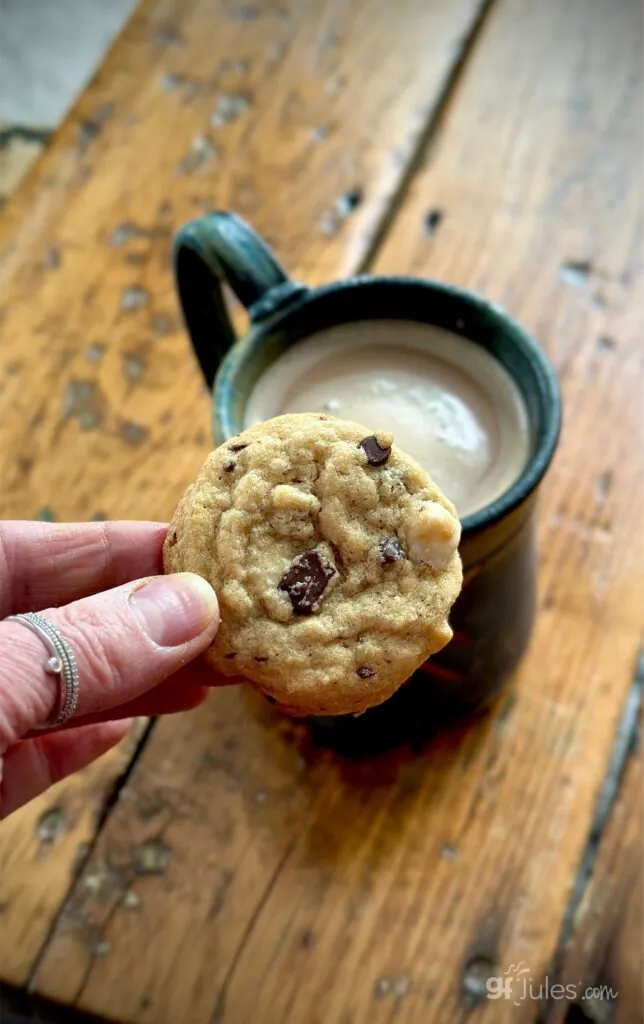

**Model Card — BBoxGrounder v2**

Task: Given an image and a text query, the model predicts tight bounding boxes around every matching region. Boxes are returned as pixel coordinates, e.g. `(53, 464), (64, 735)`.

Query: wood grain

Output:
(0, 724), (144, 987)
(549, 763), (643, 1024)
(0, 0), (491, 1001)
(27, 0), (643, 1022)
(544, 672), (642, 1024)
(32, 691), (329, 1018)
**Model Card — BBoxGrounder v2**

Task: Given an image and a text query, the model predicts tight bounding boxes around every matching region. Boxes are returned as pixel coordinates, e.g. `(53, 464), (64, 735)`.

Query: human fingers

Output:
(0, 520), (168, 618)
(0, 719), (132, 818)
(0, 573), (219, 745)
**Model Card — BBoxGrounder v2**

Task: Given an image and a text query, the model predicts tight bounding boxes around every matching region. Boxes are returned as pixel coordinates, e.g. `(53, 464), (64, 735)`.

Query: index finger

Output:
(0, 520), (168, 617)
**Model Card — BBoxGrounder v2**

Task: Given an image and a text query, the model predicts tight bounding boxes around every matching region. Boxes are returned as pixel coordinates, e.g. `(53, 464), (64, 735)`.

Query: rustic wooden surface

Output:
(0, 721), (147, 987)
(0, 0), (642, 1022)
(0, 0), (489, 991)
(545, 694), (643, 1024)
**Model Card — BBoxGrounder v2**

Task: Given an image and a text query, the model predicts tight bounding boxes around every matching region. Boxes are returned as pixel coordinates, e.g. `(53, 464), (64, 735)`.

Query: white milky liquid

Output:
(244, 320), (530, 517)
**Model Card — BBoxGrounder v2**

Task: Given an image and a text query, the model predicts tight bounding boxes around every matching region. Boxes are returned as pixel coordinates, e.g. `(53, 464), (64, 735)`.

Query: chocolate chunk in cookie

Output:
(380, 536), (405, 564)
(356, 666), (376, 678)
(278, 549), (336, 616)
(359, 435), (391, 466)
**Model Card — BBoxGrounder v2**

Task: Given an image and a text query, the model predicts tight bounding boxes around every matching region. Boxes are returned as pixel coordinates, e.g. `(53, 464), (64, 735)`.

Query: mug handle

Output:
(174, 212), (299, 389)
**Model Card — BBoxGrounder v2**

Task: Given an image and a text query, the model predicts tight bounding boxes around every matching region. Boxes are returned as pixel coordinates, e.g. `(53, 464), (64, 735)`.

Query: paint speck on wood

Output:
(424, 208), (444, 236)
(35, 506), (57, 522)
(151, 312), (175, 335)
(325, 74), (345, 94)
(123, 890), (141, 909)
(121, 421), (148, 445)
(161, 72), (187, 91)
(336, 187), (362, 216)
(461, 956), (497, 1010)
(176, 135), (218, 175)
(559, 259), (592, 289)
(85, 342), (106, 364)
(153, 27), (184, 47)
(231, 6), (258, 20)
(373, 974), (411, 1000)
(122, 353), (146, 382)
(60, 380), (105, 431)
(210, 93), (251, 127)
(77, 104), (114, 152)
(595, 471), (613, 503)
(310, 124), (330, 143)
(596, 335), (616, 352)
(121, 285), (150, 311)
(37, 807), (68, 847)
(131, 839), (170, 875)
(319, 211), (340, 235)
(109, 222), (142, 247)
(374, 978), (391, 998)
(43, 245), (61, 269)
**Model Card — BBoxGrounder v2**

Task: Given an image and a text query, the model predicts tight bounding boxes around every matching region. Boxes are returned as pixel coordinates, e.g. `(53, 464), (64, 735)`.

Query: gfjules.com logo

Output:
(486, 962), (617, 1007)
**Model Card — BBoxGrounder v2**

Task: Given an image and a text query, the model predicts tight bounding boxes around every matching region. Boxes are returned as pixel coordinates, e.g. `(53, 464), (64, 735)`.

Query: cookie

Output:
(164, 413), (462, 716)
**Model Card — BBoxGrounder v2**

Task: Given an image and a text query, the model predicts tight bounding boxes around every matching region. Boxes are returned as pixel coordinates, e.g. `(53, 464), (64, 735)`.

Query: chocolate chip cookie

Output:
(164, 413), (462, 716)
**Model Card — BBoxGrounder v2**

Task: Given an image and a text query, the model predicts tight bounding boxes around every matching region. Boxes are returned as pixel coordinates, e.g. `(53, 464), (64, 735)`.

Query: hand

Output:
(0, 520), (222, 817)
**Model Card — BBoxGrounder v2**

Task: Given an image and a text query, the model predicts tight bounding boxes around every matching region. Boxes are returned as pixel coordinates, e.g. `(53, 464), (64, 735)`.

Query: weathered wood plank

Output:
(544, 665), (642, 1024)
(0, 724), (144, 988)
(0, 0), (491, 997)
(28, 0), (643, 1022)
(31, 692), (329, 1018)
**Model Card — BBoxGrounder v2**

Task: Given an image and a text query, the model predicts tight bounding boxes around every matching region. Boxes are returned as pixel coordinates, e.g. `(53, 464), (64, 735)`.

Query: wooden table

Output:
(1, 0), (642, 1021)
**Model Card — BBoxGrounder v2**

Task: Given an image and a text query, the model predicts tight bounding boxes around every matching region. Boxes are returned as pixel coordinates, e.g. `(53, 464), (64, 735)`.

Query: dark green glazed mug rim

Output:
(212, 277), (560, 535)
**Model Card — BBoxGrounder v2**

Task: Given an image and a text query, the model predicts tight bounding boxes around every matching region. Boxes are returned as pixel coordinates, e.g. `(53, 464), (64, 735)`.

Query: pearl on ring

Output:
(47, 655), (63, 674)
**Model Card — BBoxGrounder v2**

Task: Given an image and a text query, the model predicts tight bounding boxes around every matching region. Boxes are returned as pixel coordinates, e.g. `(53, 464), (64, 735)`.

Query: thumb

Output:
(0, 573), (219, 746)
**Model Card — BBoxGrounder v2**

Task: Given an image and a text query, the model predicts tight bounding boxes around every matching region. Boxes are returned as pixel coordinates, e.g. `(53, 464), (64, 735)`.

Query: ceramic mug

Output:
(174, 212), (561, 754)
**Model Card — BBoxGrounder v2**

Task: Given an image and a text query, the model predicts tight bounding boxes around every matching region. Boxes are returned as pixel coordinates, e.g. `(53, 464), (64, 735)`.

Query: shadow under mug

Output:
(174, 212), (561, 755)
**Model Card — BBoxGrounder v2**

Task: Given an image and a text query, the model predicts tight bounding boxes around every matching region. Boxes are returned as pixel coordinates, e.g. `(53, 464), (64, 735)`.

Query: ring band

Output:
(6, 611), (79, 727)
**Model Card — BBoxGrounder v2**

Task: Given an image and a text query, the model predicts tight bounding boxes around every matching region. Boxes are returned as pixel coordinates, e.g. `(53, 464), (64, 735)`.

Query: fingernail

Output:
(130, 573), (218, 647)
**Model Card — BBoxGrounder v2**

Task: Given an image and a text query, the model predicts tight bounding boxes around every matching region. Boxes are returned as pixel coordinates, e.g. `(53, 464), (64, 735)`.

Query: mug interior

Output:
(214, 276), (561, 531)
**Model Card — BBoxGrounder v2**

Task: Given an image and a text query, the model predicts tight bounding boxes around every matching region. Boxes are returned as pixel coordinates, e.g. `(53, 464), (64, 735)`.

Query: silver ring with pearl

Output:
(6, 611), (79, 727)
